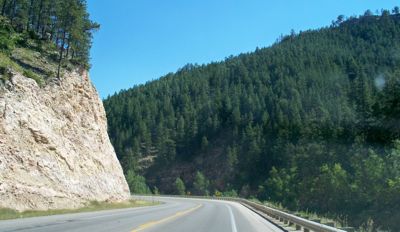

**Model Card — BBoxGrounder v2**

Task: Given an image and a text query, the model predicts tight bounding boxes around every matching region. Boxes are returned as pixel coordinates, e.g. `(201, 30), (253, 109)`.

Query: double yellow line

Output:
(131, 204), (203, 232)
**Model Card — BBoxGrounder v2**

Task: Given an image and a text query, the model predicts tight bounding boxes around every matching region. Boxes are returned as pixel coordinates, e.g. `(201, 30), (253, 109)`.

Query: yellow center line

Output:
(131, 204), (203, 232)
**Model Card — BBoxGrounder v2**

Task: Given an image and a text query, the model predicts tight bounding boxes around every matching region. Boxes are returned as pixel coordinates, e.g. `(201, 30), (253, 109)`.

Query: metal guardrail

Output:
(236, 198), (347, 232)
(133, 194), (350, 232)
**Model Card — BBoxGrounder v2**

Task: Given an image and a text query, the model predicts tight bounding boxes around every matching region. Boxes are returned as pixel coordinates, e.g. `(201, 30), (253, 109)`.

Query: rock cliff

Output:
(0, 70), (130, 211)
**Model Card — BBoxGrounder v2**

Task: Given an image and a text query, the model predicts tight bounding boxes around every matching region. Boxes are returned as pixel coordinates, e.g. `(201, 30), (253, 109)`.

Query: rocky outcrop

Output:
(0, 70), (130, 211)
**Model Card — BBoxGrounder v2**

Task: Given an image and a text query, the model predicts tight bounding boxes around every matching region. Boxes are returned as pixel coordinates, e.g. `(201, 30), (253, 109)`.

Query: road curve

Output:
(0, 196), (283, 232)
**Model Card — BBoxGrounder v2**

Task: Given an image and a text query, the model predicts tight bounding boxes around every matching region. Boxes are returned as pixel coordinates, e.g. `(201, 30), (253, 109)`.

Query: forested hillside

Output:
(0, 0), (98, 85)
(105, 9), (400, 230)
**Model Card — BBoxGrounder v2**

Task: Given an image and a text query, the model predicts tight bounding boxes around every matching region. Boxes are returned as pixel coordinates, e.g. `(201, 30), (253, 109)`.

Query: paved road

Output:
(0, 196), (283, 232)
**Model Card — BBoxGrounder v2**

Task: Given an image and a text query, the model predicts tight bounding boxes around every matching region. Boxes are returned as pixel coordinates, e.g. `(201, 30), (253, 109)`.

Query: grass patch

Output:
(0, 46), (58, 86)
(0, 53), (21, 71)
(23, 69), (44, 86)
(0, 200), (158, 221)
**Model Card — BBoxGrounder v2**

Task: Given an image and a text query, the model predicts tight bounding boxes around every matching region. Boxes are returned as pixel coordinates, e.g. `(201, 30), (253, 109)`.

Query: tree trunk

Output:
(57, 31), (66, 79)
(50, 30), (54, 41)
(55, 31), (60, 47)
(10, 0), (16, 24)
(50, 23), (56, 41)
(36, 0), (44, 33)
(41, 26), (46, 39)
(1, 0), (8, 16)
(66, 41), (70, 58)
(26, 0), (34, 31)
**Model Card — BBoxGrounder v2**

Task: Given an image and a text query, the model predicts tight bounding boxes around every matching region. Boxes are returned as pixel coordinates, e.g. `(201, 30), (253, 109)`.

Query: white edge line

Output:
(226, 205), (238, 232)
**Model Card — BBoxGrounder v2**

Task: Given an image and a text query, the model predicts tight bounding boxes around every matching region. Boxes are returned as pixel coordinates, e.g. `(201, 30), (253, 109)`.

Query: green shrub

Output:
(174, 177), (186, 195)
(126, 170), (151, 194)
(222, 189), (238, 197)
(0, 35), (15, 52)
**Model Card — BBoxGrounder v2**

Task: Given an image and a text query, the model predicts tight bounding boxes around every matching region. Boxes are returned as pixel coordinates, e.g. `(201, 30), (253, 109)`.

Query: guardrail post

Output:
(283, 219), (288, 224)
(303, 228), (310, 232)
(296, 224), (302, 230)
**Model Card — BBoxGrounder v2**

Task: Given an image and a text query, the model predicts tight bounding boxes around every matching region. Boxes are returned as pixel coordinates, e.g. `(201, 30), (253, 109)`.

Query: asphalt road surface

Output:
(0, 196), (283, 232)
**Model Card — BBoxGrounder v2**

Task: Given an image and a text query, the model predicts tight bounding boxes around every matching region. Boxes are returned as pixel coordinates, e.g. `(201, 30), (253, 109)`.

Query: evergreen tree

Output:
(193, 171), (209, 196)
(174, 177), (186, 195)
(126, 170), (150, 194)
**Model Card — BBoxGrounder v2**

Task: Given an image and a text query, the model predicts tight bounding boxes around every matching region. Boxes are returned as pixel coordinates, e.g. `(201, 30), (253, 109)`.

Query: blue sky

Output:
(87, 0), (399, 98)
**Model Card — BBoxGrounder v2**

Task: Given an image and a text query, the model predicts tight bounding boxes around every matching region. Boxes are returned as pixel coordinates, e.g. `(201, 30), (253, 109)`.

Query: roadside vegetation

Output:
(105, 8), (400, 231)
(0, 200), (157, 221)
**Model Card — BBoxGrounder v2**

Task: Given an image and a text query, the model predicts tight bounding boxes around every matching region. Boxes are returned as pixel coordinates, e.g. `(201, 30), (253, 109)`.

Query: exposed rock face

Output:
(0, 70), (130, 211)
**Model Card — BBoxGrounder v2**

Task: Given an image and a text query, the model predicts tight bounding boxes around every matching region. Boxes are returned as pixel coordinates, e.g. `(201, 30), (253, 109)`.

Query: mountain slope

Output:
(105, 11), (400, 230)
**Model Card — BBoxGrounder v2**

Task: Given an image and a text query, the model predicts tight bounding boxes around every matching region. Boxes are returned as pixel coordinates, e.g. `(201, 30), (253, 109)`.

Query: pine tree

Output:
(193, 171), (209, 196)
(174, 177), (186, 195)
